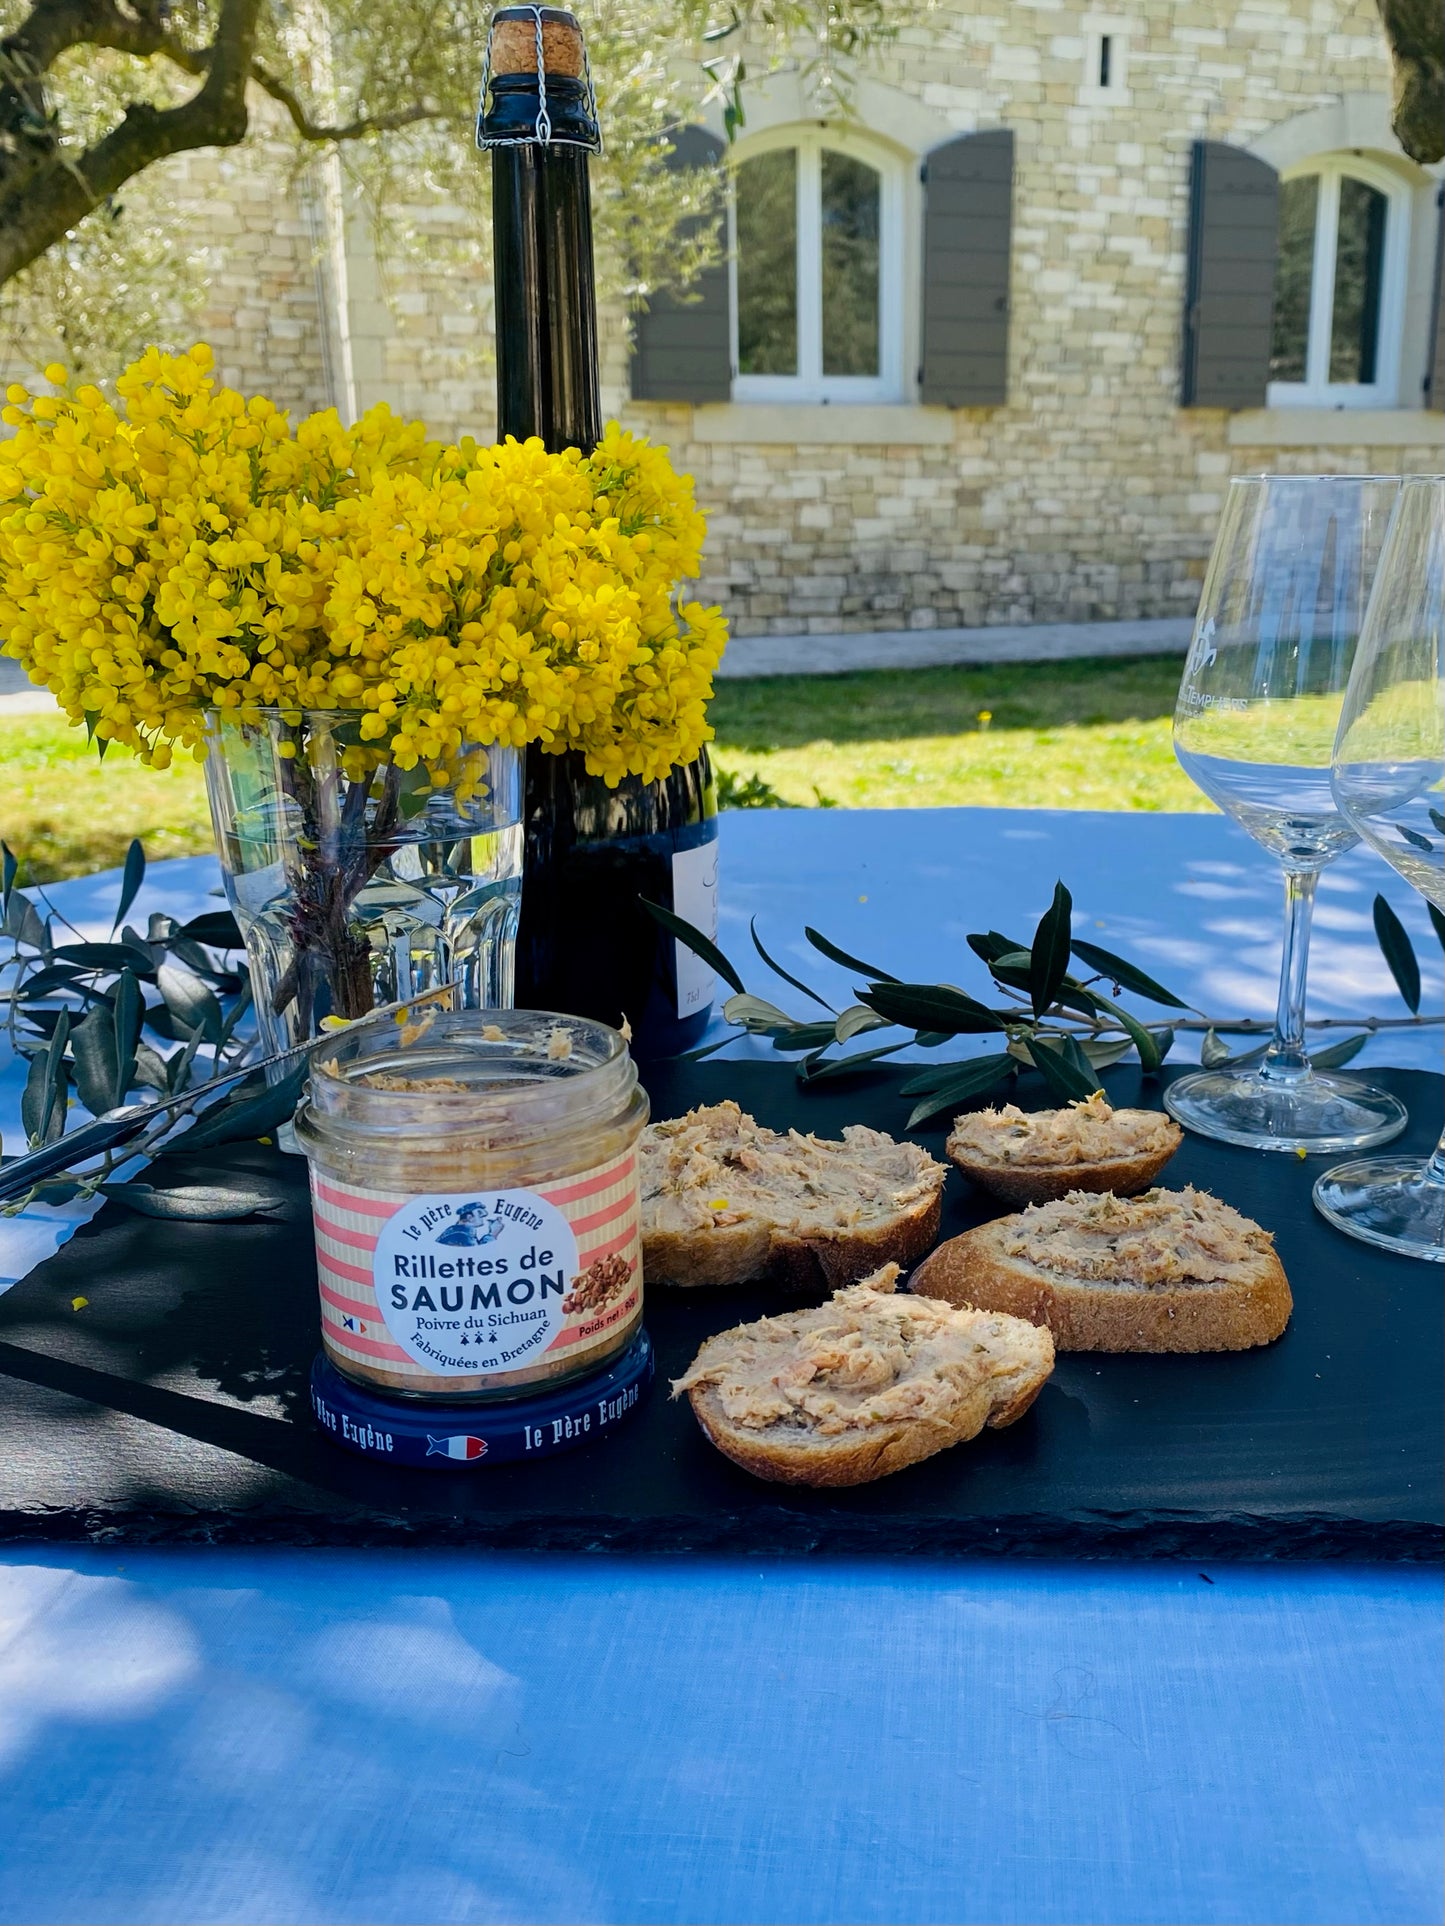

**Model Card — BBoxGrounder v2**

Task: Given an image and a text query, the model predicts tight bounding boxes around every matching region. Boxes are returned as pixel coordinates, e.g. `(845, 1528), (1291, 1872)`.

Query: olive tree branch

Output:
(0, 0), (264, 284)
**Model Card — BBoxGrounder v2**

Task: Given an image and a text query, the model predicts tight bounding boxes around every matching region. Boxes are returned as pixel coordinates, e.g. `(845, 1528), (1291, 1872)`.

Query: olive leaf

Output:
(166, 1062), (309, 1154)
(111, 967), (143, 1105)
(21, 1011), (71, 1148)
(858, 981), (1006, 1035)
(158, 960), (225, 1044)
(1090, 991), (1164, 1072)
(1029, 1035), (1100, 1103)
(905, 1053), (1016, 1130)
(769, 1021), (838, 1053)
(1081, 1035), (1137, 1069)
(4, 892), (48, 952)
(721, 993), (796, 1032)
(50, 940), (156, 980)
(1200, 1027), (1233, 1068)
(1069, 939), (1189, 1009)
(395, 764), (436, 822)
(797, 1043), (908, 1083)
(98, 1181), (294, 1221)
(174, 910), (244, 950)
(1430, 903), (1445, 953)
(983, 954), (1032, 992)
(899, 1055), (1003, 1096)
(750, 919), (834, 1013)
(110, 839), (146, 935)
(966, 931), (1028, 966)
(1311, 1033), (1369, 1069)
(68, 1004), (121, 1117)
(835, 1002), (891, 1044)
(1395, 822), (1435, 853)
(131, 1042), (172, 1093)
(640, 897), (746, 996)
(1372, 894), (1420, 1014)
(166, 1024), (209, 1094)
(15, 962), (91, 1000)
(1, 839), (16, 913)
(803, 927), (900, 984)
(1029, 881), (1074, 1019)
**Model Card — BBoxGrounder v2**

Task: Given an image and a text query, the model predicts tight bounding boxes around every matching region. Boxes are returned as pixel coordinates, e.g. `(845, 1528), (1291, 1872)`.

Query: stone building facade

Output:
(31, 1), (1445, 641)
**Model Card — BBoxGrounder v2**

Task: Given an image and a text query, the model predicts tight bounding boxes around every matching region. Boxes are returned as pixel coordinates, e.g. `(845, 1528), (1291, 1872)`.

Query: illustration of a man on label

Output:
(436, 1201), (505, 1247)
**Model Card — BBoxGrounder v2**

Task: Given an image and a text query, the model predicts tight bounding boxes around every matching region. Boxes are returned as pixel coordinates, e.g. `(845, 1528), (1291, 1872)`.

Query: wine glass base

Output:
(1313, 1157), (1445, 1263)
(1163, 1067), (1409, 1154)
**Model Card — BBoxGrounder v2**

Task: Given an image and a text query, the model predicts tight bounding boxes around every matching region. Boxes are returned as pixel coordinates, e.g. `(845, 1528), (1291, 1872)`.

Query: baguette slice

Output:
(672, 1263), (1055, 1486)
(641, 1101), (946, 1291)
(946, 1093), (1182, 1206)
(912, 1185), (1291, 1353)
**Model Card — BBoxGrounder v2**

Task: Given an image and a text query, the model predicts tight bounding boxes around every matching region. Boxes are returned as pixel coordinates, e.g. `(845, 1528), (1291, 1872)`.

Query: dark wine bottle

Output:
(478, 6), (720, 1059)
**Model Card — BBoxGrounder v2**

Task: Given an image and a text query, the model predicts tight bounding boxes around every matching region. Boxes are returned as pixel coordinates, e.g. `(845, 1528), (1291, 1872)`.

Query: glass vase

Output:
(204, 710), (523, 1058)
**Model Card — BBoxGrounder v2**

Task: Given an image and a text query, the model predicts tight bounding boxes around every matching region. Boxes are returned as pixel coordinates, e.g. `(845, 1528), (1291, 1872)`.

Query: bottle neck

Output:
(485, 74), (602, 453)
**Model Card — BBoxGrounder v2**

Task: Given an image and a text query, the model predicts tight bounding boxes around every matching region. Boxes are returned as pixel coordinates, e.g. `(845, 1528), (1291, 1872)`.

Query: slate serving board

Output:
(0, 1061), (1439, 1557)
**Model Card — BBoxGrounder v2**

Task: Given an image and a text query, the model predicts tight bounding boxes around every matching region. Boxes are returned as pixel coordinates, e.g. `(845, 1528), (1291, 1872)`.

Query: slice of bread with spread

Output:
(641, 1101), (946, 1291)
(911, 1185), (1291, 1353)
(945, 1093), (1182, 1205)
(672, 1263), (1055, 1486)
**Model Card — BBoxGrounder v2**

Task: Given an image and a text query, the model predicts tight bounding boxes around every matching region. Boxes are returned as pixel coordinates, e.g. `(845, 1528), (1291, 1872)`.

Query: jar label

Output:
(310, 1146), (641, 1388)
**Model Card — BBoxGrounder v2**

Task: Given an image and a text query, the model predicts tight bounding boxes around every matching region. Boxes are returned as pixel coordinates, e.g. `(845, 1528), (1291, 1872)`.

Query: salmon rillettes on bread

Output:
(640, 1101), (947, 1291)
(672, 1264), (1055, 1486)
(911, 1185), (1292, 1353)
(945, 1093), (1183, 1205)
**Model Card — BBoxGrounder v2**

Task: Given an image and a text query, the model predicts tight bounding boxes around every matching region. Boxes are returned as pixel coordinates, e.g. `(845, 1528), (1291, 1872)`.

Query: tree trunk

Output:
(1378, 0), (1445, 164)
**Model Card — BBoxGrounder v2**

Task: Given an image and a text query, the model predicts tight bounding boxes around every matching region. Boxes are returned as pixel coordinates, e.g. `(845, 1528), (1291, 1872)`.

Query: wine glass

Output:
(1167, 474), (1409, 1152)
(1315, 474), (1445, 1262)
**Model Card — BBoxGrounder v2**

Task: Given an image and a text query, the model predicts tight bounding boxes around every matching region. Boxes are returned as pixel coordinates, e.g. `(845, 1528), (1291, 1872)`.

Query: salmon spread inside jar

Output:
(294, 1009), (648, 1400)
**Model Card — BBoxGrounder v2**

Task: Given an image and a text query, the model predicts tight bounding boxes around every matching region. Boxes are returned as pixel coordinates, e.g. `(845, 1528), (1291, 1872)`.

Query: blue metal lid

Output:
(310, 1329), (653, 1468)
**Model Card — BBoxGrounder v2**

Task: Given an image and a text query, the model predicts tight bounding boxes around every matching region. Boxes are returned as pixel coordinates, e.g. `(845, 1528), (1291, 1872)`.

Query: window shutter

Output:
(1181, 140), (1280, 408)
(629, 127), (730, 404)
(919, 129), (1014, 407)
(1425, 185), (1445, 412)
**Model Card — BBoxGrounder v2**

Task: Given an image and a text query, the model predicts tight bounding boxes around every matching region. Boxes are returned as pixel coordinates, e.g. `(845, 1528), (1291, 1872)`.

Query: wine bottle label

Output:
(671, 839), (719, 1020)
(310, 1146), (641, 1391)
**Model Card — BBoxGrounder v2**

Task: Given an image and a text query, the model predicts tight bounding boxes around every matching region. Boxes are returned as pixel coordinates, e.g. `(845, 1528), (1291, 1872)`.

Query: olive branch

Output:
(0, 837), (304, 1219)
(644, 882), (1445, 1130)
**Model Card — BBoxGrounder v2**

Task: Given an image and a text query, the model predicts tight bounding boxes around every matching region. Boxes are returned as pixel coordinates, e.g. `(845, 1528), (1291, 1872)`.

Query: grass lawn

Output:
(0, 653), (1207, 882)
(710, 653), (1206, 813)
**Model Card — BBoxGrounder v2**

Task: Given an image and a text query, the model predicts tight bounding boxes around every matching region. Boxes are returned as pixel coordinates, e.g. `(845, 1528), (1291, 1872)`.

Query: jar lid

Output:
(296, 1008), (637, 1149)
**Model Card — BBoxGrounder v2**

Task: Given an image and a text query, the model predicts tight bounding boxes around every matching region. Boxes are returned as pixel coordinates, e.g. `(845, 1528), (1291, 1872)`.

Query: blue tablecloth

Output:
(0, 808), (1441, 1926)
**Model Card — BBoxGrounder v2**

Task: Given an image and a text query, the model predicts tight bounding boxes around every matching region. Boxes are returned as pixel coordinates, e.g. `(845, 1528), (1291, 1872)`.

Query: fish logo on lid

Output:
(426, 1434), (488, 1462)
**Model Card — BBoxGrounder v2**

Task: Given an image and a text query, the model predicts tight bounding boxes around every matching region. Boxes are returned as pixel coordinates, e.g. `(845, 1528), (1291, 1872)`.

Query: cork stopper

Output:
(489, 7), (585, 78)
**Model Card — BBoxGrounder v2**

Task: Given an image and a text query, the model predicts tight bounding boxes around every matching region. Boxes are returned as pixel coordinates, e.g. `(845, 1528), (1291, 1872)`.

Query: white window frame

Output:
(1267, 153), (1413, 410)
(729, 125), (905, 405)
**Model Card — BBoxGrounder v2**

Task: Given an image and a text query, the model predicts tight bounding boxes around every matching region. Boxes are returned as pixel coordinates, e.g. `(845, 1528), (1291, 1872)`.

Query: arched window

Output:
(1267, 155), (1412, 407)
(731, 129), (905, 402)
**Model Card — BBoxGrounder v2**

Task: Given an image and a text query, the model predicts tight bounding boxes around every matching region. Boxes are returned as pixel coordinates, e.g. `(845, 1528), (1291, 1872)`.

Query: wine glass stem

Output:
(1263, 867), (1317, 1085)
(1423, 1127), (1445, 1190)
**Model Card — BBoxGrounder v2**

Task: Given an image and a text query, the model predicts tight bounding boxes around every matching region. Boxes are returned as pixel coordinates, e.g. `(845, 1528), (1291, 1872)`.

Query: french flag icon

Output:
(426, 1434), (488, 1462)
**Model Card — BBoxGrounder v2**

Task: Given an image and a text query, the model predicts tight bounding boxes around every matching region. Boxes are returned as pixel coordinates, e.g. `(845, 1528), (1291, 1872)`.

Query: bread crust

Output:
(912, 1212), (1292, 1353)
(945, 1139), (1181, 1207)
(643, 1176), (944, 1292)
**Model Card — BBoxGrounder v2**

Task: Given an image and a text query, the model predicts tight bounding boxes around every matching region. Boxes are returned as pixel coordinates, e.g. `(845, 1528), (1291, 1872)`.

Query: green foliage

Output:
(716, 768), (790, 810)
(1373, 892), (1421, 1014)
(0, 0), (907, 375)
(657, 872), (1441, 1131)
(0, 835), (277, 1214)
